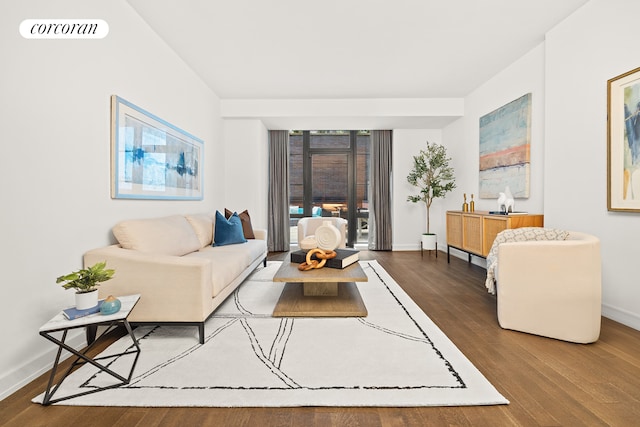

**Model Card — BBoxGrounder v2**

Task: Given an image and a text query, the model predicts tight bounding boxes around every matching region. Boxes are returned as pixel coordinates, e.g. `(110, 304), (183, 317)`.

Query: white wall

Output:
(544, 0), (640, 329)
(222, 120), (269, 229)
(442, 43), (547, 266)
(0, 0), (223, 399)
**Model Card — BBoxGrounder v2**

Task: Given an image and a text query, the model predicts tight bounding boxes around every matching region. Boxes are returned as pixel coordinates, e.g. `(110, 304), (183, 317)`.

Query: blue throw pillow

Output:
(213, 211), (247, 246)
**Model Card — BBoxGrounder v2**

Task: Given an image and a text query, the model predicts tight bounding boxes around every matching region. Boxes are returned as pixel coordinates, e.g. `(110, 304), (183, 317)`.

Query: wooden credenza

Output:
(446, 211), (544, 262)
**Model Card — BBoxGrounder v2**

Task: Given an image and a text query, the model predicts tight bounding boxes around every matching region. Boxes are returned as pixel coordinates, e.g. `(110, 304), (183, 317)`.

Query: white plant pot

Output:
(75, 289), (99, 310)
(421, 233), (437, 250)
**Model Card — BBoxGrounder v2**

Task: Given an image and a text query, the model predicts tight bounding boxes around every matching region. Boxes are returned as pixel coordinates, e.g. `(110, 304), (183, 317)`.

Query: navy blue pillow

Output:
(213, 210), (247, 246)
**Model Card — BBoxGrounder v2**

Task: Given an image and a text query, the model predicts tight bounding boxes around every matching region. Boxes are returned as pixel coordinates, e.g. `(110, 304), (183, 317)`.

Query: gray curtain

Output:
(368, 130), (393, 250)
(268, 130), (290, 251)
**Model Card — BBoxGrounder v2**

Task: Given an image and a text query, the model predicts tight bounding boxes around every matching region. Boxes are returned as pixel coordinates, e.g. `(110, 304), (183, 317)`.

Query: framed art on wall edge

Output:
(111, 95), (203, 200)
(608, 66), (640, 212)
(478, 93), (532, 199)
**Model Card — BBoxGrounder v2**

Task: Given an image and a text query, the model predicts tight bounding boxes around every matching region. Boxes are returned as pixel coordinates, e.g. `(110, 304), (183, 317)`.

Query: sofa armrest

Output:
(84, 245), (213, 322)
(253, 228), (267, 241)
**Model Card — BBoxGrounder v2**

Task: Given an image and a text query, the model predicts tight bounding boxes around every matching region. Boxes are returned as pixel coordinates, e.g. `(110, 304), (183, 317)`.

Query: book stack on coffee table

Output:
(290, 248), (359, 269)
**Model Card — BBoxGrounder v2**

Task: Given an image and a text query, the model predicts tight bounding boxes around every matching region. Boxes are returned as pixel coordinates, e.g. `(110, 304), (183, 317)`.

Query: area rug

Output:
(33, 261), (508, 407)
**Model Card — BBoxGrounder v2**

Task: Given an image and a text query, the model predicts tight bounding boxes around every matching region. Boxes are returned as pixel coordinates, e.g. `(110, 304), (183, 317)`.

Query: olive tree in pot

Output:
(407, 141), (456, 250)
(56, 261), (115, 310)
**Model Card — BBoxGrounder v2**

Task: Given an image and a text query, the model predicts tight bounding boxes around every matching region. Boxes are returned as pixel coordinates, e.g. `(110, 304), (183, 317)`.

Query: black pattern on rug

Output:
(77, 262), (467, 393)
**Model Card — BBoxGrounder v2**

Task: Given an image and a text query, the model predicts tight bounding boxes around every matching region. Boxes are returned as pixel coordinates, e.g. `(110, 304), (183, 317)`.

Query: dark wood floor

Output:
(2, 250), (639, 426)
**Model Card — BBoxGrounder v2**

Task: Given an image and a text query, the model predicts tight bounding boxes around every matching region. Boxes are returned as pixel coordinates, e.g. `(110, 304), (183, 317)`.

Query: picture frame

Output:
(478, 93), (532, 199)
(608, 67), (640, 212)
(111, 95), (203, 200)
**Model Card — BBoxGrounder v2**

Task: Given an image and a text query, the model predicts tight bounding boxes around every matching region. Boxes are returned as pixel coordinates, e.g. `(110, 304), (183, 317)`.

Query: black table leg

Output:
(86, 325), (97, 345)
(40, 320), (140, 405)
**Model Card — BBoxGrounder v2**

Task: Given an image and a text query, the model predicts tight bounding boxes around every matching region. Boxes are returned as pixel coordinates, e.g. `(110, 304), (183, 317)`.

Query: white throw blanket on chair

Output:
(485, 227), (569, 294)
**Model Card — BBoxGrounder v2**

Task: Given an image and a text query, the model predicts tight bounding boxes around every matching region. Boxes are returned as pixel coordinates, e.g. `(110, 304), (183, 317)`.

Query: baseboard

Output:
(0, 330), (86, 401)
(392, 243), (420, 251)
(392, 243), (446, 253)
(602, 304), (640, 332)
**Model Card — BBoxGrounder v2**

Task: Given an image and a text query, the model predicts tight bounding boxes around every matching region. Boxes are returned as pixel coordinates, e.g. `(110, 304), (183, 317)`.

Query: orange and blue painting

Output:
(479, 93), (531, 199)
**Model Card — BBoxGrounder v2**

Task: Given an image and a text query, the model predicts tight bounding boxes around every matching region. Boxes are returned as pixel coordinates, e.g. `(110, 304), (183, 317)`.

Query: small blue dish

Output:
(100, 296), (122, 315)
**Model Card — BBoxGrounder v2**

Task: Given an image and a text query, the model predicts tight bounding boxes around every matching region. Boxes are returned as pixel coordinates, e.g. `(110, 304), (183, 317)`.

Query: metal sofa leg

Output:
(198, 323), (205, 344)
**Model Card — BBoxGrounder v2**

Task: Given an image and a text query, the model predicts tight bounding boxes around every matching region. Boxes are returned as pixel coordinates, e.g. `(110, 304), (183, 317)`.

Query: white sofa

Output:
(494, 230), (601, 344)
(84, 213), (267, 344)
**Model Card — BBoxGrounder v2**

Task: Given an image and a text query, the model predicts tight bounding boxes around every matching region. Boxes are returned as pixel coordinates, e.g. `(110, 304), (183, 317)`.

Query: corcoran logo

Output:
(20, 19), (109, 39)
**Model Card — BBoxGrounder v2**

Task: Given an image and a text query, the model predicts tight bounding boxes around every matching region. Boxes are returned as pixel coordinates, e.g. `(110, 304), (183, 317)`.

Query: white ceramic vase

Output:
(75, 289), (99, 310)
(315, 220), (341, 250)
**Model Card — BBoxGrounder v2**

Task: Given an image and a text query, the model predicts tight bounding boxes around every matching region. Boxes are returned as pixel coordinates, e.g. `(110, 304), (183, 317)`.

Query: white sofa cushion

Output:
(186, 213), (215, 247)
(187, 239), (267, 296)
(210, 239), (267, 264)
(113, 215), (201, 256)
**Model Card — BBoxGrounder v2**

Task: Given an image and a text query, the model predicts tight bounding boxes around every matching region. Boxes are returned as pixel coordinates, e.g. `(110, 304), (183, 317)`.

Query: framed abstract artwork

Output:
(478, 93), (532, 199)
(607, 66), (640, 212)
(111, 95), (203, 200)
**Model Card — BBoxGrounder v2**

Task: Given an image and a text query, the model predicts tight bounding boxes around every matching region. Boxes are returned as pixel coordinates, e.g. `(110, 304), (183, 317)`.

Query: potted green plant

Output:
(407, 141), (456, 250)
(56, 261), (115, 310)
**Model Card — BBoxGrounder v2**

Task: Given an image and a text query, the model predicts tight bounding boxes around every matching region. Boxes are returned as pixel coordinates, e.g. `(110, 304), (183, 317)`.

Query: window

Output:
(289, 130), (370, 247)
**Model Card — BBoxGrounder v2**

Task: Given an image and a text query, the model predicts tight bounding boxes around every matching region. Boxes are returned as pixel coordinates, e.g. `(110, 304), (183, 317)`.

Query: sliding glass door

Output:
(289, 131), (369, 247)
(311, 153), (349, 218)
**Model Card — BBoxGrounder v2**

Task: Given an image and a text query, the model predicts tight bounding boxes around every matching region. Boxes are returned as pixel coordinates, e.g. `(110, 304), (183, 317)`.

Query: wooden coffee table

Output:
(272, 260), (368, 317)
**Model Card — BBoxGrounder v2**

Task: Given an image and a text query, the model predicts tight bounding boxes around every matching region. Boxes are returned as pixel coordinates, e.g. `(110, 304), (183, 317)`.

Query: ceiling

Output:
(127, 0), (589, 128)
